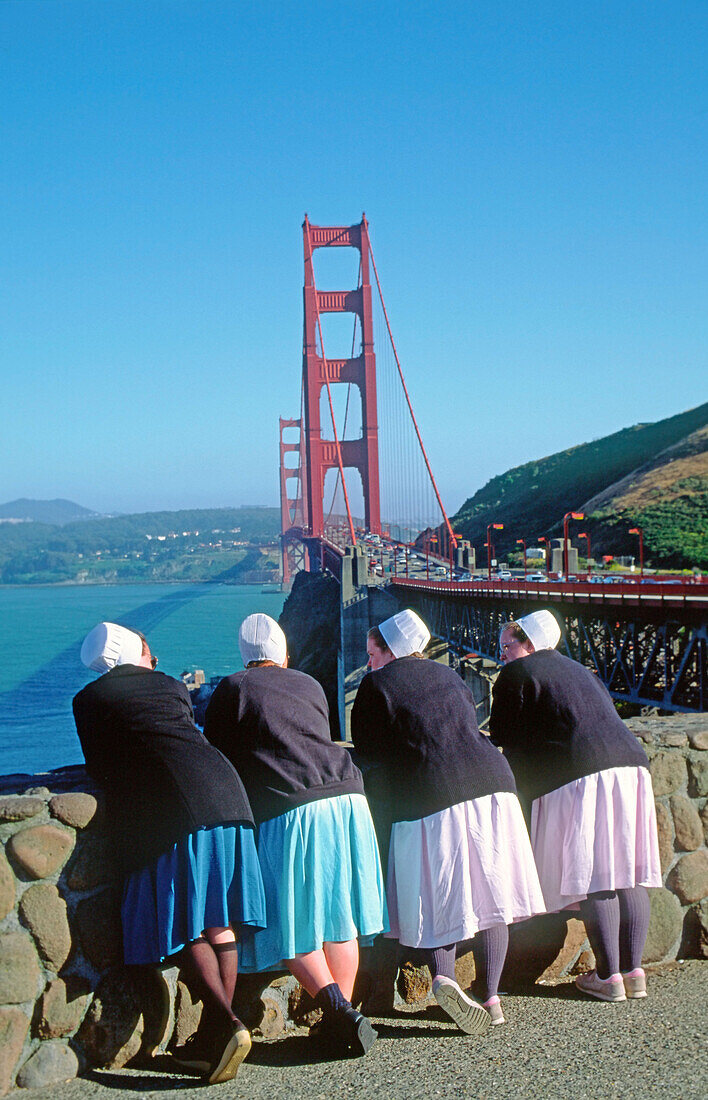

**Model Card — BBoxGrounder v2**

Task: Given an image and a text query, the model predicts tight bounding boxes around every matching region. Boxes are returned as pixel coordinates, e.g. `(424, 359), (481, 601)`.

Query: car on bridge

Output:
(496, 570), (512, 580)
(526, 572), (547, 582)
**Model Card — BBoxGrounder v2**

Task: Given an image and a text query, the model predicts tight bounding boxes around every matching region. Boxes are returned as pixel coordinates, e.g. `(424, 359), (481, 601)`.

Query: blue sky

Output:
(2, 1), (706, 517)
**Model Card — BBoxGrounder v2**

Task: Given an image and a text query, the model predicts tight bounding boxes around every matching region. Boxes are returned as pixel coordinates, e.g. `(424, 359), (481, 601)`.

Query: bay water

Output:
(0, 583), (285, 777)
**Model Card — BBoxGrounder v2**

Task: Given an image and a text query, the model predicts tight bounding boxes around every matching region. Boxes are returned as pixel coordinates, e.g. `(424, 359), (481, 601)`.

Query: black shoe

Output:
(312, 1007), (377, 1057)
(171, 1033), (212, 1075)
(207, 1019), (252, 1085)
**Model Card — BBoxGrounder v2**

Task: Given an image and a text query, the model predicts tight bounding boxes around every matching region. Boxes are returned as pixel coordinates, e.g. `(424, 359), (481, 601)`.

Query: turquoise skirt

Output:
(121, 823), (266, 965)
(238, 793), (388, 973)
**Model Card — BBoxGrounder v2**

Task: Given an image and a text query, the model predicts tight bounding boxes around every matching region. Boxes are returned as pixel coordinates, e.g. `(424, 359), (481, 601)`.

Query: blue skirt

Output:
(121, 824), (266, 965)
(238, 793), (388, 974)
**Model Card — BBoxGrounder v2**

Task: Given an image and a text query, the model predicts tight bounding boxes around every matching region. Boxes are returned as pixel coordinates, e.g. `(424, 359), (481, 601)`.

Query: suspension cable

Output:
(367, 223), (457, 549)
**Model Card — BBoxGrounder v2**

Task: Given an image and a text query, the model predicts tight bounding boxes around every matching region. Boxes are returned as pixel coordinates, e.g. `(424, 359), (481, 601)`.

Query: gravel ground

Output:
(42, 961), (706, 1100)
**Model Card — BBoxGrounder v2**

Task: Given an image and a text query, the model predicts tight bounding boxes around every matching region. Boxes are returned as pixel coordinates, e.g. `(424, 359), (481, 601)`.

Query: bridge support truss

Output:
(395, 590), (707, 712)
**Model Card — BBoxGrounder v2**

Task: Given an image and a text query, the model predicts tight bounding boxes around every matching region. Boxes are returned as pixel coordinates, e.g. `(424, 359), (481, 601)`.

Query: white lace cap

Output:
(80, 622), (143, 673)
(516, 610), (561, 651)
(378, 609), (430, 658)
(239, 613), (287, 666)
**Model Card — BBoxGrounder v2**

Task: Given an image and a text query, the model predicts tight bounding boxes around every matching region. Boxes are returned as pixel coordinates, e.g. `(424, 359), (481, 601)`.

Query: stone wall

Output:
(1, 714), (706, 1094)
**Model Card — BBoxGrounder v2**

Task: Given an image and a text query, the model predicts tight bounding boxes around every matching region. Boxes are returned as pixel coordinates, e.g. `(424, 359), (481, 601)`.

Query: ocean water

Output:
(0, 583), (285, 777)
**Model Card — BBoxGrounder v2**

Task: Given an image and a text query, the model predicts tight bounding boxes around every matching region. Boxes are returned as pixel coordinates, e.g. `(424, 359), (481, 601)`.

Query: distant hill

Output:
(0, 506), (281, 585)
(450, 402), (708, 569)
(0, 498), (99, 525)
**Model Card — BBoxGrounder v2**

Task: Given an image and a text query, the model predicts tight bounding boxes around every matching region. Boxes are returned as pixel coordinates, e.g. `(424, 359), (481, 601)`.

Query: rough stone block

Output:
(75, 967), (144, 1069)
(502, 912), (570, 990)
(0, 932), (41, 1005)
(687, 727), (708, 751)
(23, 788), (51, 798)
(7, 825), (74, 880)
(701, 802), (708, 845)
(649, 752), (688, 797)
(0, 1008), (30, 1097)
(65, 834), (115, 892)
(15, 1041), (79, 1089)
(37, 977), (92, 1039)
(538, 917), (589, 982)
(0, 849), (15, 921)
(669, 794), (703, 851)
(643, 887), (684, 963)
(666, 849), (708, 904)
(75, 889), (122, 971)
(171, 979), (202, 1046)
(660, 732), (689, 748)
(18, 883), (71, 972)
(0, 797), (45, 823)
(654, 801), (674, 871)
(49, 793), (98, 830)
(396, 959), (431, 1005)
(688, 756), (708, 798)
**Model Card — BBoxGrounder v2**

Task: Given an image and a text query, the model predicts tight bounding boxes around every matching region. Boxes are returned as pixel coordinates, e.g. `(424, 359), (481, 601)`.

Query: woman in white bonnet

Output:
(491, 610), (662, 1003)
(204, 613), (386, 1058)
(352, 609), (545, 1032)
(73, 622), (266, 1085)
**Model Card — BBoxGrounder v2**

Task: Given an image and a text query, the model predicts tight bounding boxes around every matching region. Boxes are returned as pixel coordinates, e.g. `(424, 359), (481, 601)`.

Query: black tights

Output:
(424, 923), (509, 1002)
(579, 886), (650, 979)
(179, 936), (239, 1024)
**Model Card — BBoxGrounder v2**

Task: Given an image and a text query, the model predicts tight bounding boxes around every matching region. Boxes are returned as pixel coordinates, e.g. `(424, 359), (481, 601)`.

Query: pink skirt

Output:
(386, 792), (546, 949)
(531, 765), (662, 913)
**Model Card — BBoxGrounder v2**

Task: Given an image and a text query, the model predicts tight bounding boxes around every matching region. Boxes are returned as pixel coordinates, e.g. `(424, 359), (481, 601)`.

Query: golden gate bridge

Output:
(279, 216), (707, 713)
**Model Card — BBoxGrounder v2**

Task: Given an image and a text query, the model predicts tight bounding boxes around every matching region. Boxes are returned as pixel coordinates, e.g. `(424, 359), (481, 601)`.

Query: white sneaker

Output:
(575, 971), (626, 1002)
(622, 968), (647, 998)
(432, 977), (491, 1034)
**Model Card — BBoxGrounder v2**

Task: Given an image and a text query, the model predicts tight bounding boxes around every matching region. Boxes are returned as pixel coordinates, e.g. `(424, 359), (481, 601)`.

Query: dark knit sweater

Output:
(489, 649), (649, 801)
(351, 656), (516, 824)
(73, 665), (254, 875)
(203, 665), (364, 824)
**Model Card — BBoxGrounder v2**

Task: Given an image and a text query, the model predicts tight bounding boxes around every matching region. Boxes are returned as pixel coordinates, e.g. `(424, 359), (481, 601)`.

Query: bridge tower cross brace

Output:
(301, 216), (381, 538)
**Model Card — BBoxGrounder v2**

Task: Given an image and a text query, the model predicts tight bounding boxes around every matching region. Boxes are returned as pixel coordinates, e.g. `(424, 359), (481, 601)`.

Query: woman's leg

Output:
(285, 948), (377, 1056)
(180, 932), (237, 1020)
(177, 931), (251, 1084)
(617, 885), (651, 973)
(472, 923), (509, 1003)
(323, 939), (360, 1001)
(579, 891), (621, 978)
(285, 948), (337, 998)
(204, 926), (239, 1014)
(424, 942), (490, 1035)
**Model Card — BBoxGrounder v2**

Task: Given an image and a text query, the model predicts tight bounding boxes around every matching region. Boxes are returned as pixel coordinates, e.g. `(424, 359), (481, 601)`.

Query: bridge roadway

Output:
(303, 534), (708, 713)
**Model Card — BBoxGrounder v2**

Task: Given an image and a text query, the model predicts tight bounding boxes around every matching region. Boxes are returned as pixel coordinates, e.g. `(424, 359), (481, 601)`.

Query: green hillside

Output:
(450, 402), (708, 569)
(0, 506), (280, 585)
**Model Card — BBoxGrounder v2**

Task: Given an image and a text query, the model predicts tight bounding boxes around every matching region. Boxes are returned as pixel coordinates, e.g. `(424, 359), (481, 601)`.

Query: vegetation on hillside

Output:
(451, 402), (708, 569)
(0, 507), (280, 585)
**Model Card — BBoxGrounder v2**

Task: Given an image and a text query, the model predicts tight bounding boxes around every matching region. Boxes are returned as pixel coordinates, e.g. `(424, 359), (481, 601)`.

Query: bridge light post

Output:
(538, 536), (550, 574)
(629, 526), (644, 578)
(516, 538), (527, 579)
(563, 512), (584, 579)
(487, 523), (504, 580)
(578, 531), (591, 577)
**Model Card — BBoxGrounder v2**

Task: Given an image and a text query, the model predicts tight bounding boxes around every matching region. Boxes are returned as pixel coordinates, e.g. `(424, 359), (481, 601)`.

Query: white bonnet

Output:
(516, 610), (561, 652)
(80, 622), (143, 673)
(239, 613), (287, 666)
(378, 609), (430, 659)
